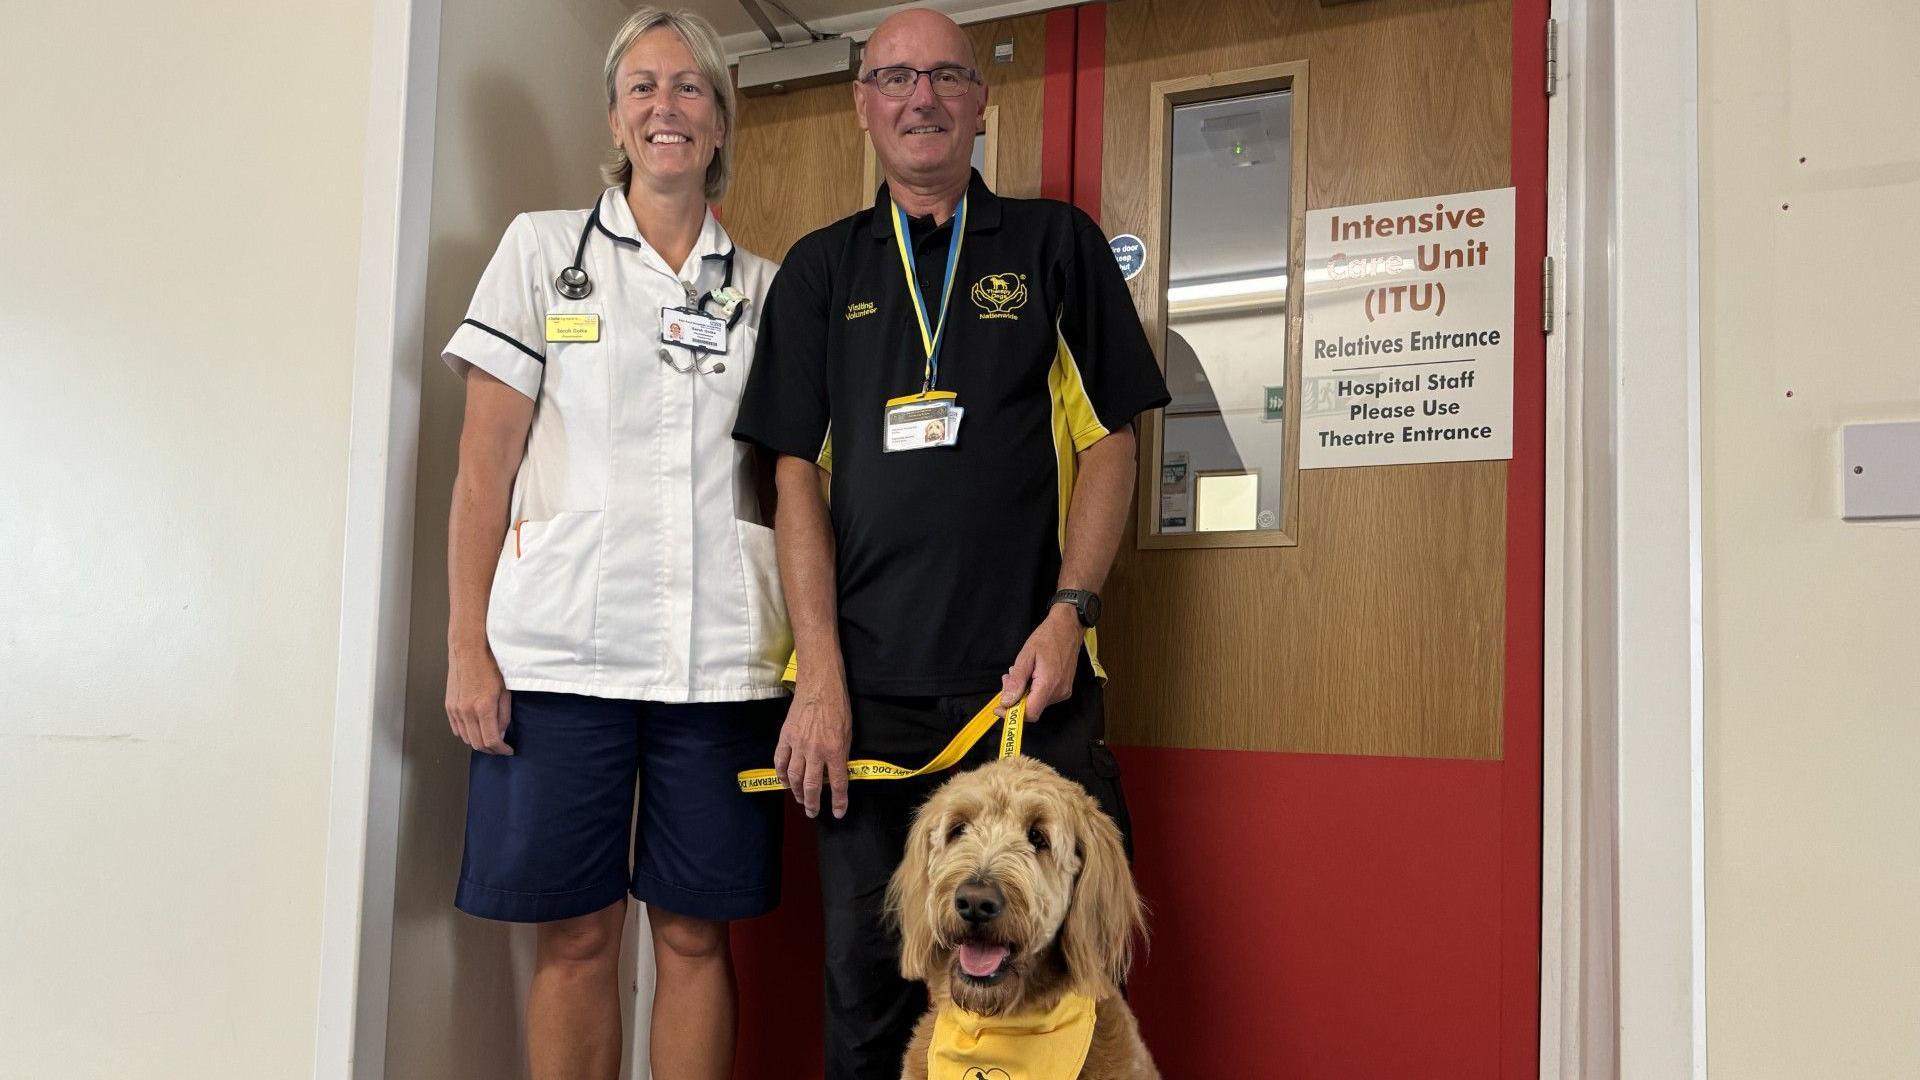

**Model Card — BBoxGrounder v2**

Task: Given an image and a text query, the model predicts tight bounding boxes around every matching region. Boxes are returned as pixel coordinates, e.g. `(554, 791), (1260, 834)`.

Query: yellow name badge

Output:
(544, 313), (601, 343)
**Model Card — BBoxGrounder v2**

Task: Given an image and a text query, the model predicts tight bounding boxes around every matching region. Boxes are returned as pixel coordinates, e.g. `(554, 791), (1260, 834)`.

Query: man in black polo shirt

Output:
(732, 9), (1169, 1076)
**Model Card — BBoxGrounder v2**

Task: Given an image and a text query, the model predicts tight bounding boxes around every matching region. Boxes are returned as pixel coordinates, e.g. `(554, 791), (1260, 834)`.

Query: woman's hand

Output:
(446, 647), (514, 755)
(445, 368), (531, 757)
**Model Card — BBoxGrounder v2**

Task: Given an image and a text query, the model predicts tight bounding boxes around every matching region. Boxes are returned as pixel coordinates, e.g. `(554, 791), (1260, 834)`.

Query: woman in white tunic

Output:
(440, 10), (788, 1079)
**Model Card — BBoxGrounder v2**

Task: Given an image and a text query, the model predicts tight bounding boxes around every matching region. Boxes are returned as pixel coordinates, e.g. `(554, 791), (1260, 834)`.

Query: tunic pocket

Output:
(734, 518), (791, 678)
(699, 323), (757, 404)
(487, 509), (605, 673)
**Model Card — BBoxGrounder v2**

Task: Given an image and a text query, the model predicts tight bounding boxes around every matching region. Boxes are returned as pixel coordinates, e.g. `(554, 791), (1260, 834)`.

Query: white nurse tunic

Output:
(443, 187), (789, 702)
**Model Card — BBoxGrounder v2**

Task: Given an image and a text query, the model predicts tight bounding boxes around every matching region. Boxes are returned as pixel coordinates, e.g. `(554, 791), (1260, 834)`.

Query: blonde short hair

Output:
(601, 8), (736, 201)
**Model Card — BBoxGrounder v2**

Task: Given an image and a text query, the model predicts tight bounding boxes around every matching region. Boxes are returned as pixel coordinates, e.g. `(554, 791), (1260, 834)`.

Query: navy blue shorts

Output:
(455, 691), (786, 923)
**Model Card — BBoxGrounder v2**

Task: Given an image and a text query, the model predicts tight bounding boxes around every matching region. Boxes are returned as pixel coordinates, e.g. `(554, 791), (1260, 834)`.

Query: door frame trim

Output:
(1134, 62), (1307, 551)
(1539, 0), (1707, 1076)
(314, 0), (440, 1073)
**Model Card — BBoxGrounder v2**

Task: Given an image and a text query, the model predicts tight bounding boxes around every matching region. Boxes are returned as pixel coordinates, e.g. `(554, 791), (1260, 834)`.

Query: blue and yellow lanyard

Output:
(890, 194), (968, 393)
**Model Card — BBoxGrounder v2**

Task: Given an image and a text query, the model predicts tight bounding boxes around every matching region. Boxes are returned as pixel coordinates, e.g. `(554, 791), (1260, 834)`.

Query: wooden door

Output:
(1076, 0), (1548, 1076)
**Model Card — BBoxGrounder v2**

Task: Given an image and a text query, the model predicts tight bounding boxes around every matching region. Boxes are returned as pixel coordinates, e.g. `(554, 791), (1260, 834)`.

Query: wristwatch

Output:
(1049, 589), (1102, 629)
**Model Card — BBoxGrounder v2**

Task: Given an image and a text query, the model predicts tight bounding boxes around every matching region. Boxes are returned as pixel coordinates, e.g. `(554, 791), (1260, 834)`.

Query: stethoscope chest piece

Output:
(556, 265), (592, 300)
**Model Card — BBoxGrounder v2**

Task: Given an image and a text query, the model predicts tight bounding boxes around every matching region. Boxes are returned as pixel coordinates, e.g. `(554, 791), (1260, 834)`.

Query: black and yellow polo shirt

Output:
(733, 170), (1170, 696)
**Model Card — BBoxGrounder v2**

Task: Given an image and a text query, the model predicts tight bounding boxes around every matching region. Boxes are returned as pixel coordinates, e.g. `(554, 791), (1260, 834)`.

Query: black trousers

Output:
(814, 664), (1131, 1080)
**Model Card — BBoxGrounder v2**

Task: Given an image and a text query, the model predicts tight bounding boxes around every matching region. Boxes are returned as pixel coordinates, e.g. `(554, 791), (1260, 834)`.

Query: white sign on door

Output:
(1300, 187), (1515, 469)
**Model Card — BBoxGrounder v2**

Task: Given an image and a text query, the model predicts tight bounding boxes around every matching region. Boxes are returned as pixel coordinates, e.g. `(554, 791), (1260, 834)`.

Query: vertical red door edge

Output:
(1041, 6), (1078, 203)
(1069, 3), (1104, 218)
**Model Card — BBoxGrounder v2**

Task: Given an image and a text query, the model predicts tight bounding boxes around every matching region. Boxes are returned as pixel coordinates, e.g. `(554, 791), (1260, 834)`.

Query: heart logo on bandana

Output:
(964, 1070), (1013, 1080)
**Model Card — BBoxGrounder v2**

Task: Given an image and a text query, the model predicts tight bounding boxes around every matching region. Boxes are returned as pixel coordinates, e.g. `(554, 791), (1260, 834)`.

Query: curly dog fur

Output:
(886, 756), (1159, 1079)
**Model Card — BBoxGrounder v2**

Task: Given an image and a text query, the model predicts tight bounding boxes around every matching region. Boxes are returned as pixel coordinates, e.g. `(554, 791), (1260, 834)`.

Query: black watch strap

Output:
(1049, 588), (1101, 628)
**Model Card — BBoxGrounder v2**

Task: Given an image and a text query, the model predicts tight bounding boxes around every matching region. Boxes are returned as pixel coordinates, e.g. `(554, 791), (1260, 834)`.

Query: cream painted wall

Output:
(380, 0), (646, 1077)
(1701, 1), (1920, 1076)
(0, 2), (373, 1077)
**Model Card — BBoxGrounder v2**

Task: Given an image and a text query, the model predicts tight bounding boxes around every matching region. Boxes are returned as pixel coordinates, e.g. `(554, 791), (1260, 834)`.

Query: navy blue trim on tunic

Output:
(461, 318), (544, 364)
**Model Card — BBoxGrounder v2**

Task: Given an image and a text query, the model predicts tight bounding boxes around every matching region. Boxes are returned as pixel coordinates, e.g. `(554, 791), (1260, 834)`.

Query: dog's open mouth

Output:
(956, 938), (1013, 983)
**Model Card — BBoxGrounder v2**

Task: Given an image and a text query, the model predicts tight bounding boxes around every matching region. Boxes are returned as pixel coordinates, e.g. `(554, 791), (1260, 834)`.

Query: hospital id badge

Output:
(659, 307), (727, 352)
(884, 391), (963, 452)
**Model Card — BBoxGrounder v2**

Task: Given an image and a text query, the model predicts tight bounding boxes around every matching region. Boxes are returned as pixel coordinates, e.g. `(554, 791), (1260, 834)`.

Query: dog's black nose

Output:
(954, 881), (1003, 924)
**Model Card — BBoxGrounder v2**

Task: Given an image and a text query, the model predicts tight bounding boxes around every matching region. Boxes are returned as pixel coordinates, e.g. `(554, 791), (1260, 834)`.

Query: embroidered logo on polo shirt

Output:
(846, 300), (878, 320)
(971, 273), (1028, 320)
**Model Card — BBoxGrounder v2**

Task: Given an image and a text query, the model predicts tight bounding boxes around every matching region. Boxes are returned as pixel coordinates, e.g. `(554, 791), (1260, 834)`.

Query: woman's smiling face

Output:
(607, 26), (725, 195)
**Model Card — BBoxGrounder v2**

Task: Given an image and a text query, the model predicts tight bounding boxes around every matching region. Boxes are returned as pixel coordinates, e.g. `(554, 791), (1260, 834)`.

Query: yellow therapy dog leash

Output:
(736, 696), (1027, 794)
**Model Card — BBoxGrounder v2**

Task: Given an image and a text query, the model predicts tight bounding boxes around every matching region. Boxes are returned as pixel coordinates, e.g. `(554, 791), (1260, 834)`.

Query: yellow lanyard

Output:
(736, 695), (1024, 793)
(928, 992), (1098, 1080)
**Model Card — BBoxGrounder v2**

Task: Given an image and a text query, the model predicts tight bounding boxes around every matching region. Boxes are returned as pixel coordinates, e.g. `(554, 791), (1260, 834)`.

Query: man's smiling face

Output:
(855, 11), (985, 193)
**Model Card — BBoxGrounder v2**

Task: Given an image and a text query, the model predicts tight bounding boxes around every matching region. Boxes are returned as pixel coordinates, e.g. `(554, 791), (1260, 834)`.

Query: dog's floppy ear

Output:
(886, 798), (947, 983)
(1059, 788), (1145, 999)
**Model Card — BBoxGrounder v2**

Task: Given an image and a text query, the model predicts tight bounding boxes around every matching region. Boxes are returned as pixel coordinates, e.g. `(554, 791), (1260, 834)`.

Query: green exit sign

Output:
(1264, 386), (1285, 421)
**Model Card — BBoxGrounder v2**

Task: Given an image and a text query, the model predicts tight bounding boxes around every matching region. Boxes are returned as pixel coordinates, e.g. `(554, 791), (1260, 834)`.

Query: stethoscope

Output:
(555, 203), (745, 375)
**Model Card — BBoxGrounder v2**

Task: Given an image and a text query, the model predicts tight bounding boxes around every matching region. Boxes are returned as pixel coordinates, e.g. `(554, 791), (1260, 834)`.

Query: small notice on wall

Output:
(1300, 187), (1515, 469)
(1159, 451), (1191, 532)
(1110, 233), (1146, 281)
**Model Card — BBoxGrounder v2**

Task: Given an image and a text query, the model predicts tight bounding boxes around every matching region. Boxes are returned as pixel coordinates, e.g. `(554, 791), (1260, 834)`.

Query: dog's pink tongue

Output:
(958, 943), (1008, 977)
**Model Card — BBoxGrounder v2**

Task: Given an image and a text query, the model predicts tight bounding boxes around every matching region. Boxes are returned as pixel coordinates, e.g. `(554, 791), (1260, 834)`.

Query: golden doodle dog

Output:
(886, 756), (1159, 1080)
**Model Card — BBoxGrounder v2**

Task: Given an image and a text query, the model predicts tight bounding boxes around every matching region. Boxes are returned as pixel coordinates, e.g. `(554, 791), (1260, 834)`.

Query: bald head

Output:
(856, 8), (986, 200)
(864, 9), (976, 75)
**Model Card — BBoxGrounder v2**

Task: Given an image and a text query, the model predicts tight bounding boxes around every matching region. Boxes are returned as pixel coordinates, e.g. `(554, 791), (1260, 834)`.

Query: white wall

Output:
(0, 2), (374, 1077)
(1700, 1), (1920, 1076)
(380, 0), (642, 1076)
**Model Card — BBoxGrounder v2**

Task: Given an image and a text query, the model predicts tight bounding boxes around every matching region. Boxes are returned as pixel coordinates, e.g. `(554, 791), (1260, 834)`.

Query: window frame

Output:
(1135, 62), (1309, 551)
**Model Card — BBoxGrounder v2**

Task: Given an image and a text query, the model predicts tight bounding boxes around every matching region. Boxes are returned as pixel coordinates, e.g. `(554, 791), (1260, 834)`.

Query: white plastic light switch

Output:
(1842, 421), (1920, 520)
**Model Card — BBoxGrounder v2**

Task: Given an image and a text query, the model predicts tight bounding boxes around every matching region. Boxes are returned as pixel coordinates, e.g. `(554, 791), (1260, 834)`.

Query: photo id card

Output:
(659, 307), (728, 352)
(884, 394), (963, 452)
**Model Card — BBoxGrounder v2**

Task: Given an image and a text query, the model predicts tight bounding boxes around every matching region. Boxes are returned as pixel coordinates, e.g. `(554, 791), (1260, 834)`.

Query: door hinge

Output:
(1546, 18), (1559, 97)
(1542, 255), (1556, 334)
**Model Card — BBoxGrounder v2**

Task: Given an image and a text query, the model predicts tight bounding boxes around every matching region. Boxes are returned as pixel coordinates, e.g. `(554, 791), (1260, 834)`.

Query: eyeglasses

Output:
(859, 65), (980, 99)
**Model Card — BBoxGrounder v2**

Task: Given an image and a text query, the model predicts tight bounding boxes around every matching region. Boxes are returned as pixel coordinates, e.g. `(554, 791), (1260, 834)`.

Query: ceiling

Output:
(673, 0), (1072, 60)
(1168, 91), (1294, 287)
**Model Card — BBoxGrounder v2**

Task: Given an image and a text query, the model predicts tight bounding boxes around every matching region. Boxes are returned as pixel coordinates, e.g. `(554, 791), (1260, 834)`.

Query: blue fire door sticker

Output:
(1109, 234), (1146, 280)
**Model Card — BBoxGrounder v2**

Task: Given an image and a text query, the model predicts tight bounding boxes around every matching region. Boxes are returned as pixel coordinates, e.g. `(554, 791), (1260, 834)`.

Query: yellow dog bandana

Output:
(929, 992), (1098, 1080)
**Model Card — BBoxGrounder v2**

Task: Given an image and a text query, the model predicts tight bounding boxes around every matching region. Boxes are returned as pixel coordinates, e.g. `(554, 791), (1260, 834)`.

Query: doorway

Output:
(719, 0), (1548, 1075)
